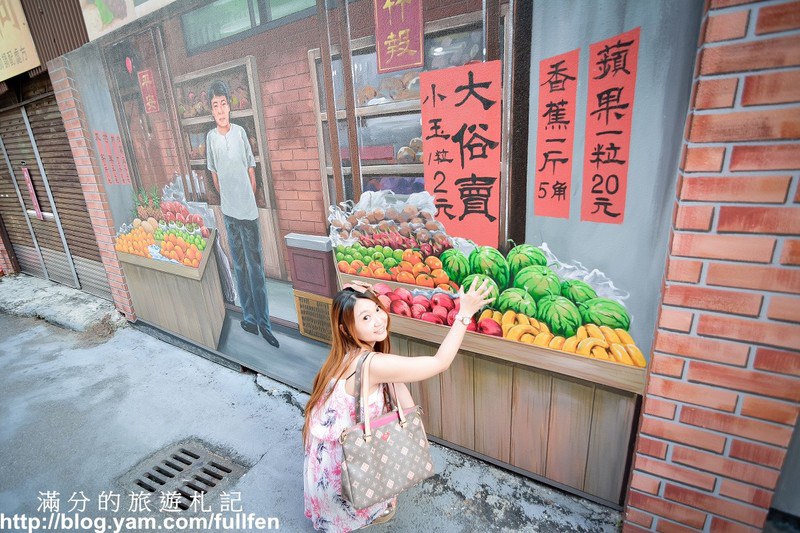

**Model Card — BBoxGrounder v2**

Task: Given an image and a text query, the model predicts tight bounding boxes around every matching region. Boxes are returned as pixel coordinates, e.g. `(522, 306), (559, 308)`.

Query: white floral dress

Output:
(304, 379), (396, 532)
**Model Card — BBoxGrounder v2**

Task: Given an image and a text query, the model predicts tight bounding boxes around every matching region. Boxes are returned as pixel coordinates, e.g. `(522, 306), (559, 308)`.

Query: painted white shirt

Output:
(206, 123), (258, 220)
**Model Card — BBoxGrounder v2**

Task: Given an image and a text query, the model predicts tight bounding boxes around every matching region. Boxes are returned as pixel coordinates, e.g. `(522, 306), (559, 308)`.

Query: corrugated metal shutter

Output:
(11, 244), (44, 277)
(25, 93), (112, 300)
(22, 0), (89, 76)
(0, 73), (111, 300)
(26, 95), (102, 263)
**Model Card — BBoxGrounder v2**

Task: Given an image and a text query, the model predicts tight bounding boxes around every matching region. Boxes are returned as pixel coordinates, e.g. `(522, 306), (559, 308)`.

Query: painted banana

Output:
(615, 328), (635, 345)
(625, 344), (647, 367)
(599, 325), (622, 344)
(610, 343), (634, 365)
(501, 310), (518, 325)
(576, 337), (609, 355)
(562, 336), (580, 353)
(585, 324), (605, 340)
(591, 346), (612, 360)
(506, 324), (539, 342)
(516, 313), (531, 326)
(520, 333), (537, 344)
(479, 309), (494, 322)
(492, 311), (503, 323)
(548, 336), (566, 350)
(576, 325), (588, 341)
(533, 332), (554, 346)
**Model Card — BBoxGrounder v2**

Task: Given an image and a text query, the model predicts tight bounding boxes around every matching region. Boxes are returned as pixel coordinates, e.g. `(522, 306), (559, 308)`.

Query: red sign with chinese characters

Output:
(534, 49), (579, 219)
(421, 60), (502, 247)
(374, 0), (424, 74)
(581, 27), (640, 224)
(137, 68), (160, 114)
(94, 130), (131, 185)
(21, 166), (42, 220)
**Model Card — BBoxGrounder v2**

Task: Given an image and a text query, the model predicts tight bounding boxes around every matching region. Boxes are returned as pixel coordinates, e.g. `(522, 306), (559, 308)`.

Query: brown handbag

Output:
(339, 351), (435, 509)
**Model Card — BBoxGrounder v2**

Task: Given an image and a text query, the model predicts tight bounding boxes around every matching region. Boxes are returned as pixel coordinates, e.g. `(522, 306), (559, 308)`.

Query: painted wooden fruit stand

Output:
(117, 229), (225, 351)
(339, 272), (645, 508)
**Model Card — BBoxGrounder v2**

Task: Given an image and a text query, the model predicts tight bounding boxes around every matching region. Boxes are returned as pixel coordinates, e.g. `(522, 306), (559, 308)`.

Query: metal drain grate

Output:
(119, 439), (248, 511)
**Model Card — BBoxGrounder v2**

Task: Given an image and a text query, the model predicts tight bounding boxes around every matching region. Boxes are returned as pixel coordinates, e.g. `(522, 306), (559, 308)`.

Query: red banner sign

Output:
(374, 0), (424, 74)
(534, 49), (579, 219)
(137, 68), (160, 114)
(21, 166), (42, 220)
(421, 60), (502, 247)
(581, 27), (640, 224)
(94, 130), (131, 185)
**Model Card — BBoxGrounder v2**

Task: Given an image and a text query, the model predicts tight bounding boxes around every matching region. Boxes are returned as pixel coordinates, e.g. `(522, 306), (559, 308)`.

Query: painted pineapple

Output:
(134, 187), (163, 221)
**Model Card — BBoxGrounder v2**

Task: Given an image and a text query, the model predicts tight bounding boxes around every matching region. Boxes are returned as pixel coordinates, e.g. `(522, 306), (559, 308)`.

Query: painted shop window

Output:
(311, 11), (509, 204)
(182, 0), (316, 54)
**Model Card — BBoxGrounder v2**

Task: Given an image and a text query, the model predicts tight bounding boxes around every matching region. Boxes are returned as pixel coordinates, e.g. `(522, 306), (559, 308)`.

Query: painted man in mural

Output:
(206, 80), (280, 348)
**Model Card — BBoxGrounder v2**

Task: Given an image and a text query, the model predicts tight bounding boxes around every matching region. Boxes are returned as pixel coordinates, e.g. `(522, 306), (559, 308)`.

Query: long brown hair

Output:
(302, 288), (392, 446)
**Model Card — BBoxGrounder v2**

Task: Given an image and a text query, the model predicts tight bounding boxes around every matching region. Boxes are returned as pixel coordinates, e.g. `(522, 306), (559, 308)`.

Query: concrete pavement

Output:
(0, 274), (622, 532)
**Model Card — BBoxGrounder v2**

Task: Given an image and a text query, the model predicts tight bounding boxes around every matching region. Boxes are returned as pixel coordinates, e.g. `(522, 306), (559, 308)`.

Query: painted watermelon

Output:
(560, 279), (598, 304)
(461, 273), (500, 304)
(506, 244), (547, 282)
(468, 246), (510, 290)
(578, 298), (631, 330)
(439, 248), (470, 287)
(496, 288), (537, 317)
(536, 295), (582, 338)
(513, 265), (561, 301)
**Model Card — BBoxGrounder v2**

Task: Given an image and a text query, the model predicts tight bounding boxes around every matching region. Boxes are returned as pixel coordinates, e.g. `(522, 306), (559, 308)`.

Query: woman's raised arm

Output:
(368, 278), (494, 386)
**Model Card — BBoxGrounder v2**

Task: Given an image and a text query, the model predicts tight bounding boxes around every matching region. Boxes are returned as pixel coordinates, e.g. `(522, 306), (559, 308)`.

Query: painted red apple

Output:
(393, 287), (413, 305)
(420, 312), (444, 325)
(431, 293), (454, 311)
(477, 319), (503, 337)
(412, 295), (431, 310)
(390, 300), (412, 317)
(431, 305), (448, 321)
(373, 282), (392, 295)
(411, 303), (427, 319)
(377, 294), (392, 309)
(446, 308), (458, 326)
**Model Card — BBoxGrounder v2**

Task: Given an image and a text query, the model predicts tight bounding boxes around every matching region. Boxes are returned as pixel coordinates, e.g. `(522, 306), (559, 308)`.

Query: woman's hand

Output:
(457, 277), (495, 318)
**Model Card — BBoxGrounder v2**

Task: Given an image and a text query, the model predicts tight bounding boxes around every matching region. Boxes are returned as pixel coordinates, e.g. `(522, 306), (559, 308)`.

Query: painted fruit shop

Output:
(52, 0), (800, 528)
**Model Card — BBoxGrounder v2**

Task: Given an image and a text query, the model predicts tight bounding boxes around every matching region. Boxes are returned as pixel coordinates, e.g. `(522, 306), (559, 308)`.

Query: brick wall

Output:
(624, 1), (800, 531)
(0, 240), (14, 275)
(48, 56), (136, 320)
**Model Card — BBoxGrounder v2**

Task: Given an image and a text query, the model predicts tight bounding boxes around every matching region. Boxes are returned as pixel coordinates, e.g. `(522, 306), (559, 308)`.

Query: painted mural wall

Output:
(525, 0), (704, 358)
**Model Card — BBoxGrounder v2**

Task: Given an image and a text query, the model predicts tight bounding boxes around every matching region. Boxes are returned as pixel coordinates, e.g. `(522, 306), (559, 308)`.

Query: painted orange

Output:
(412, 262), (431, 276)
(431, 268), (449, 285)
(415, 273), (435, 288)
(425, 256), (443, 270)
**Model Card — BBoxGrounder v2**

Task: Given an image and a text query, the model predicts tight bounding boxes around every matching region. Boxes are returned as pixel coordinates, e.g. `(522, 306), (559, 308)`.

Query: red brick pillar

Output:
(48, 56), (137, 320)
(0, 235), (14, 275)
(624, 1), (800, 530)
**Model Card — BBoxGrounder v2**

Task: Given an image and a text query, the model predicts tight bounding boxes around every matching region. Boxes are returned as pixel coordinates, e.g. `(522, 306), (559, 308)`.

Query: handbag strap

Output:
(353, 351), (406, 439)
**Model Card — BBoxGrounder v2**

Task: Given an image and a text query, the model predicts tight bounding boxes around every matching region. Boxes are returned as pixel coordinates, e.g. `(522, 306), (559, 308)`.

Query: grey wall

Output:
(67, 43), (134, 229)
(525, 0), (703, 357)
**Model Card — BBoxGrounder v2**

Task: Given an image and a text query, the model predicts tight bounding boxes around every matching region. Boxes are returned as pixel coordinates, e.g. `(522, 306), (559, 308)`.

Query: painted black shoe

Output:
(241, 321), (259, 334)
(260, 326), (280, 348)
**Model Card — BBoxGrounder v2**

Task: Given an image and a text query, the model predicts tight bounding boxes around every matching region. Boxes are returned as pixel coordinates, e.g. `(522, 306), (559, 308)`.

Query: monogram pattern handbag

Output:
(339, 351), (435, 509)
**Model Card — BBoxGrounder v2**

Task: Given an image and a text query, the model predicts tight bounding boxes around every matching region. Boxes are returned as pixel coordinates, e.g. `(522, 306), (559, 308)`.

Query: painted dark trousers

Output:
(223, 214), (272, 333)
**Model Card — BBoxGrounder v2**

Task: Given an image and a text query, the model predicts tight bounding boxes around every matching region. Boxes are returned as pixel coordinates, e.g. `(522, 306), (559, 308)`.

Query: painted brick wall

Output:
(623, 1), (800, 531)
(48, 56), (136, 320)
(161, 14), (327, 277)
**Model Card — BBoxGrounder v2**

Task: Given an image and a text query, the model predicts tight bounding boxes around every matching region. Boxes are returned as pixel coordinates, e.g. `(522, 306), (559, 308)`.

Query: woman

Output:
(302, 277), (494, 531)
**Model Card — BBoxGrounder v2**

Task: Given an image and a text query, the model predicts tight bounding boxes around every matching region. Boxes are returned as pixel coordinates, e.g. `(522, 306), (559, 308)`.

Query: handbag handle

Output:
(353, 351), (406, 440)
